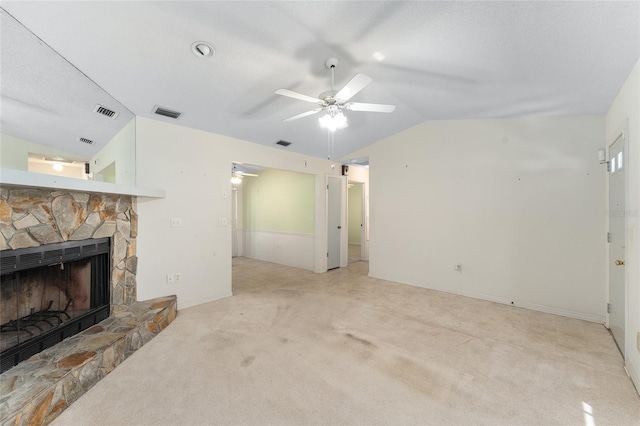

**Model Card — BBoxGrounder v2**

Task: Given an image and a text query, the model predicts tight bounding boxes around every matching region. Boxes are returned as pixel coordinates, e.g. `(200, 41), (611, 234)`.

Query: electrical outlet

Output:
(175, 273), (181, 282)
(166, 274), (174, 284)
(454, 264), (462, 272)
(219, 217), (227, 226)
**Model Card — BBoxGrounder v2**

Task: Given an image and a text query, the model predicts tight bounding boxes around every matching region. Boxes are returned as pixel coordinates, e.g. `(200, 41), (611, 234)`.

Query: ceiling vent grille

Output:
(94, 104), (119, 119)
(153, 106), (182, 119)
(78, 137), (94, 145)
(275, 140), (292, 147)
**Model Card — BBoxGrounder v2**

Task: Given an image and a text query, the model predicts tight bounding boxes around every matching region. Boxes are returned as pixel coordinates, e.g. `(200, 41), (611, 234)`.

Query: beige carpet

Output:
(53, 257), (640, 425)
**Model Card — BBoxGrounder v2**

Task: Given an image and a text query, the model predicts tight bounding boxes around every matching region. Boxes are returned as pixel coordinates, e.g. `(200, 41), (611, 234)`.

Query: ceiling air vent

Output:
(94, 104), (119, 119)
(153, 106), (182, 119)
(78, 137), (94, 145)
(275, 140), (292, 147)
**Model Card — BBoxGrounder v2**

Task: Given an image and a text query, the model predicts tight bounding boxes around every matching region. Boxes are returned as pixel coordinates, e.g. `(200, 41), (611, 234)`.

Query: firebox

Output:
(0, 238), (110, 372)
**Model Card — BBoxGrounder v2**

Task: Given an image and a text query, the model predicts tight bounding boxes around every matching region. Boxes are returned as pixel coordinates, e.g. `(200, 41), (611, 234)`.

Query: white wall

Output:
(349, 115), (606, 322)
(134, 117), (341, 309)
(90, 118), (136, 185)
(606, 57), (640, 391)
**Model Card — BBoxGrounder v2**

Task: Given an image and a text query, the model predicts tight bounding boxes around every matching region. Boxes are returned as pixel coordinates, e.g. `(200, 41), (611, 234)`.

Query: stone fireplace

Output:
(0, 188), (138, 311)
(0, 187), (176, 425)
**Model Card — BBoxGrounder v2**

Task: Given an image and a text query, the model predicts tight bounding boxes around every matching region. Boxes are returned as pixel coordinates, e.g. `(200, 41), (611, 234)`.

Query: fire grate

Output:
(1, 300), (72, 336)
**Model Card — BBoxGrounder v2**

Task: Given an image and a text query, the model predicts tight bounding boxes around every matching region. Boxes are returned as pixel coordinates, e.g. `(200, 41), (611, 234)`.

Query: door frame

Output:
(605, 120), (629, 355)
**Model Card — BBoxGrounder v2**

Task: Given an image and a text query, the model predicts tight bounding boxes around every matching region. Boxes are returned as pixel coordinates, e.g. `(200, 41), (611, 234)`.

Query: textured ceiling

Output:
(0, 9), (134, 158)
(1, 1), (639, 160)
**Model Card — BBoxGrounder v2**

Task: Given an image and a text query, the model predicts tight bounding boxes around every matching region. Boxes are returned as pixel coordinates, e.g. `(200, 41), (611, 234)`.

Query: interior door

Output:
(327, 176), (342, 270)
(608, 134), (625, 356)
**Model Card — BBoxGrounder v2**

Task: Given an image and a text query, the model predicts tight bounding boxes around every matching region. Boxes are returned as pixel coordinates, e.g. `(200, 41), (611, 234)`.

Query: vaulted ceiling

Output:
(2, 1), (639, 160)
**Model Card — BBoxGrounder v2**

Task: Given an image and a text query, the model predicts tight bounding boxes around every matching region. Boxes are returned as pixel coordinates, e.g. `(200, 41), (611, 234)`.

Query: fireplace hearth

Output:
(0, 238), (110, 372)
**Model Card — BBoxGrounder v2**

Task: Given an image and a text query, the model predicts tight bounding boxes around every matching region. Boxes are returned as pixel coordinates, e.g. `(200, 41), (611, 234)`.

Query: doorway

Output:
(327, 176), (342, 270)
(608, 133), (626, 356)
(348, 182), (364, 263)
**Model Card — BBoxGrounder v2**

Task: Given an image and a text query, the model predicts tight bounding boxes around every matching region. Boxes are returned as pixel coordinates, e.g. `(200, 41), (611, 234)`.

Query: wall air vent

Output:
(94, 104), (119, 119)
(276, 140), (292, 147)
(153, 106), (182, 119)
(78, 137), (94, 145)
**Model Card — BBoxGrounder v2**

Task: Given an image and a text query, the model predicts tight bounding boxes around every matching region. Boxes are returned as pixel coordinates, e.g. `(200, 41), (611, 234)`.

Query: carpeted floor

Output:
(53, 257), (640, 425)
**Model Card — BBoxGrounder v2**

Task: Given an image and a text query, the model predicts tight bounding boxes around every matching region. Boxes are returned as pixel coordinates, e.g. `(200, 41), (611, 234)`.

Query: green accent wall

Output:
(242, 168), (315, 234)
(348, 183), (363, 244)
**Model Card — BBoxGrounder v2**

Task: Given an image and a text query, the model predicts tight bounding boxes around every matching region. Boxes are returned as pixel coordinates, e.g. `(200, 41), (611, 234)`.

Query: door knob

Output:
(615, 260), (625, 266)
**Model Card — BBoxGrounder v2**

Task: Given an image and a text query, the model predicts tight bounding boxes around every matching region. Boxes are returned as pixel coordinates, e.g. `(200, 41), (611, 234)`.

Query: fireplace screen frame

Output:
(0, 237), (111, 372)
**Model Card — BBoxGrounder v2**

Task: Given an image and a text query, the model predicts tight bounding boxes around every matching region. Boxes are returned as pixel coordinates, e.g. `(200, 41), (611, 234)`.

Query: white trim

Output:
(241, 229), (315, 271)
(372, 272), (606, 323)
(241, 229), (314, 238)
(0, 168), (165, 198)
(177, 291), (233, 310)
(625, 361), (640, 396)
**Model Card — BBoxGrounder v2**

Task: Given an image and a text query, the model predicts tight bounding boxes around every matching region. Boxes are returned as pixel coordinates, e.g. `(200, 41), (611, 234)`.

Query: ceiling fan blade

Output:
(283, 108), (323, 122)
(275, 89), (322, 104)
(346, 102), (396, 113)
(335, 74), (372, 101)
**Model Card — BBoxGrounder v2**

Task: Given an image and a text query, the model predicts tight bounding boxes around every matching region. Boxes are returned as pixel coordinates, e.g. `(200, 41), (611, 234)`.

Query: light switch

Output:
(219, 217), (227, 226)
(170, 218), (182, 228)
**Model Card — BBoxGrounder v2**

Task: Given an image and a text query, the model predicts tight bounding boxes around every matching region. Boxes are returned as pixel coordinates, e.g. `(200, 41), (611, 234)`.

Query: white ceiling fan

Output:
(231, 164), (259, 184)
(275, 58), (396, 131)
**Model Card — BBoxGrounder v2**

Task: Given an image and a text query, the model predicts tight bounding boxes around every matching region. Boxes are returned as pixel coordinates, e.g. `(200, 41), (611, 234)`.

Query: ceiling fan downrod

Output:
(325, 57), (339, 93)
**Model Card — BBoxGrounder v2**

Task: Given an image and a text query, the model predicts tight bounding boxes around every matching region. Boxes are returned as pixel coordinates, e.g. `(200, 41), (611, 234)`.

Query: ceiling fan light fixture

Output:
(319, 111), (348, 132)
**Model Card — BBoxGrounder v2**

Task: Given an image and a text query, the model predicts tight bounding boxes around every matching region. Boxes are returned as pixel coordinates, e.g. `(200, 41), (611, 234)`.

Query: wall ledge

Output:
(0, 169), (165, 198)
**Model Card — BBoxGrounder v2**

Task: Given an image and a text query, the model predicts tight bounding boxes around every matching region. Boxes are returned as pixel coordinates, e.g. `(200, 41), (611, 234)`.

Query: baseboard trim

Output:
(178, 291), (233, 310)
(369, 271), (605, 323)
(625, 362), (640, 397)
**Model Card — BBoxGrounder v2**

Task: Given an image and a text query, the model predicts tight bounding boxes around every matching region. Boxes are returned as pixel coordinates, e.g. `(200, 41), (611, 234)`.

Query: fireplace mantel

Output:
(0, 169), (165, 198)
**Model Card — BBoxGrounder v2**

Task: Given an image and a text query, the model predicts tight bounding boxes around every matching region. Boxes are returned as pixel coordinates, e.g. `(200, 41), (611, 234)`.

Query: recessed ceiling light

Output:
(191, 41), (215, 58)
(372, 52), (385, 61)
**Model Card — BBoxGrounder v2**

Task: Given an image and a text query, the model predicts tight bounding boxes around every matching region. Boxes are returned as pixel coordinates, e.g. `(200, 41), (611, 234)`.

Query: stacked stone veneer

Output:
(0, 186), (178, 425)
(0, 187), (138, 313)
(0, 295), (177, 425)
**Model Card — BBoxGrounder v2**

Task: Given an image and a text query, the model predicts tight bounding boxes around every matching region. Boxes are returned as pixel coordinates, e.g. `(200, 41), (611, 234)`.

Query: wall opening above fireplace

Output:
(0, 238), (110, 372)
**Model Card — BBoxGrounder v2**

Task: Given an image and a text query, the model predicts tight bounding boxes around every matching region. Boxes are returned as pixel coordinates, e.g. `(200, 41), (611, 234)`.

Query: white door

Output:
(608, 134), (625, 355)
(327, 176), (342, 269)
